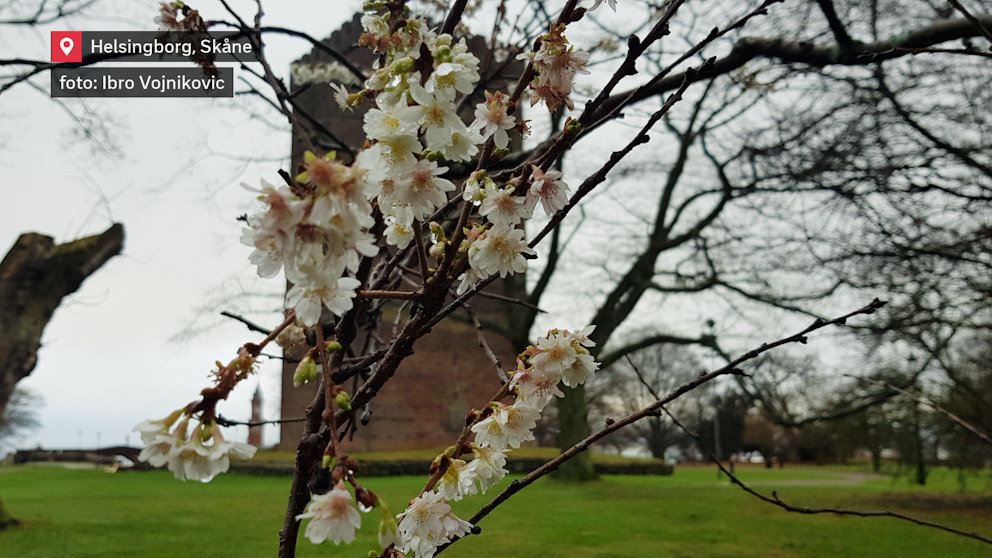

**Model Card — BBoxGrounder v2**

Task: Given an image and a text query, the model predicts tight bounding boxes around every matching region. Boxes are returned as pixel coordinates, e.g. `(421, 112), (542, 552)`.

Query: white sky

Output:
(0, 0), (366, 451)
(0, 0), (866, 454)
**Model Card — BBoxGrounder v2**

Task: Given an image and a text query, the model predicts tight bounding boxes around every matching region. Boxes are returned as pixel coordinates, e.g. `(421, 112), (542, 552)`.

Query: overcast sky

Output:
(0, 0), (370, 452)
(0, 0), (849, 455)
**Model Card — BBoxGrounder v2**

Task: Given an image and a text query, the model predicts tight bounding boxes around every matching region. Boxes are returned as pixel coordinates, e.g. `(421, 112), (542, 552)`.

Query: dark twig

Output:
(217, 414), (306, 427)
(220, 311), (273, 335)
(624, 354), (660, 399)
(852, 376), (992, 447)
(464, 303), (509, 384)
(948, 0), (992, 47)
(434, 300), (888, 554)
(666, 408), (992, 547)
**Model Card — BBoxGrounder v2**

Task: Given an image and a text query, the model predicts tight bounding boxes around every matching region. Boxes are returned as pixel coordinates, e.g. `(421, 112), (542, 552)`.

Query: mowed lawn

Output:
(1, 464), (990, 557)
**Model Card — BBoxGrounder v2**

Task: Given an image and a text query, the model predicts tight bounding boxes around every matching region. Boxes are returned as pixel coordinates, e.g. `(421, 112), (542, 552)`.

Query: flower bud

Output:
(325, 341), (342, 353)
(334, 390), (352, 411)
(322, 455), (335, 470)
(390, 57), (415, 75)
(492, 147), (510, 160)
(355, 485), (378, 511)
(274, 324), (306, 353)
(429, 242), (445, 259)
(293, 356), (317, 387)
(377, 500), (400, 549)
(347, 91), (365, 107)
(429, 222), (446, 243)
(565, 118), (582, 135)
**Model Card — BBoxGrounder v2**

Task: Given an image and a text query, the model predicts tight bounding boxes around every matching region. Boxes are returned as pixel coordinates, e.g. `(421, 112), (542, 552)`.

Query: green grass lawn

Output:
(1, 464), (990, 557)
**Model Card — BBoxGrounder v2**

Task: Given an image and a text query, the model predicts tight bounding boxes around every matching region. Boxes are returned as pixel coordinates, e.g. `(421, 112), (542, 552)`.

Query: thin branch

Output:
(441, 0), (469, 35)
(666, 408), (992, 547)
(434, 300), (887, 554)
(947, 0), (992, 47)
(624, 354), (660, 400)
(814, 0), (856, 49)
(358, 290), (423, 300)
(854, 377), (992, 447)
(463, 303), (509, 384)
(220, 311), (273, 335)
(216, 414), (306, 427)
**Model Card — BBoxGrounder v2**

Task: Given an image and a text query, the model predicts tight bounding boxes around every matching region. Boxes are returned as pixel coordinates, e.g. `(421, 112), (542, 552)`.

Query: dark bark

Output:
(0, 222), (123, 531)
(0, 223), (124, 426)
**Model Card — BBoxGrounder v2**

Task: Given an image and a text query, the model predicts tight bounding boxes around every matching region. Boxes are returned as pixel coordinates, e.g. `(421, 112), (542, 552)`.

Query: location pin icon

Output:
(60, 37), (74, 56)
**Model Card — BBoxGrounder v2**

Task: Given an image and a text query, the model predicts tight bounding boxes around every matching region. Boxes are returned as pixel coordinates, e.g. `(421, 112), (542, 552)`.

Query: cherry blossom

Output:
(471, 91), (516, 149)
(471, 400), (542, 451)
(296, 483), (362, 545)
(467, 446), (508, 494)
(397, 491), (474, 558)
(468, 224), (536, 279)
(526, 166), (571, 216)
(479, 184), (530, 227)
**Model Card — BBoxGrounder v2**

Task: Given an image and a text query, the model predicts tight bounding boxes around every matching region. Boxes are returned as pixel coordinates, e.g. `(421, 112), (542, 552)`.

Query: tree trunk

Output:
(552, 385), (597, 481)
(0, 223), (124, 529)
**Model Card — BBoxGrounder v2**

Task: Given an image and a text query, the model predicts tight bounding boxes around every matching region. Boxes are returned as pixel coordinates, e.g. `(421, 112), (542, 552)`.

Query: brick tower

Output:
(277, 14), (524, 452)
(248, 385), (262, 446)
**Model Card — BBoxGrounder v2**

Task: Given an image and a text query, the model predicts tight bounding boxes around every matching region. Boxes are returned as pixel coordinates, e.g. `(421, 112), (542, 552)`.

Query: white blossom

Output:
(286, 276), (362, 327)
(467, 224), (535, 279)
(479, 184), (530, 228)
(397, 491), (473, 558)
(471, 91), (515, 149)
(436, 458), (477, 501)
(530, 331), (578, 374)
(467, 446), (508, 494)
(525, 166), (571, 216)
(296, 484), (362, 545)
(471, 400), (541, 451)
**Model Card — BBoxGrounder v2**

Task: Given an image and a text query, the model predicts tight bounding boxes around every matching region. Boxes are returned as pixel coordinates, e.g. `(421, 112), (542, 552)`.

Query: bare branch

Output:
(220, 311), (273, 335)
(666, 408), (992, 547)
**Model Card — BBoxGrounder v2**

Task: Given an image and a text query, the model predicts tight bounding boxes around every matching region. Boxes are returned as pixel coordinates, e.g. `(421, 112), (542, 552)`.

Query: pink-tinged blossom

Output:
(512, 365), (565, 409)
(567, 325), (597, 348)
(479, 184), (530, 228)
(242, 179), (306, 234)
(467, 224), (535, 279)
(471, 91), (516, 149)
(296, 483), (362, 545)
(530, 331), (578, 374)
(470, 401), (541, 451)
(396, 160), (456, 218)
(519, 23), (590, 112)
(525, 166), (571, 216)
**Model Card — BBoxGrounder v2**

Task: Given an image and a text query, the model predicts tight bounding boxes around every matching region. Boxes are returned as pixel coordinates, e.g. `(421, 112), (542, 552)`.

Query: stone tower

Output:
(248, 385), (262, 446)
(278, 14), (524, 452)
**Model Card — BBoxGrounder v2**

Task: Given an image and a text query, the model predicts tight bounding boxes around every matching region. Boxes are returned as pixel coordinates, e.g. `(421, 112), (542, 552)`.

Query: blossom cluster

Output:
(241, 154), (374, 327)
(392, 326), (599, 557)
(134, 411), (257, 482)
(519, 23), (591, 112)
